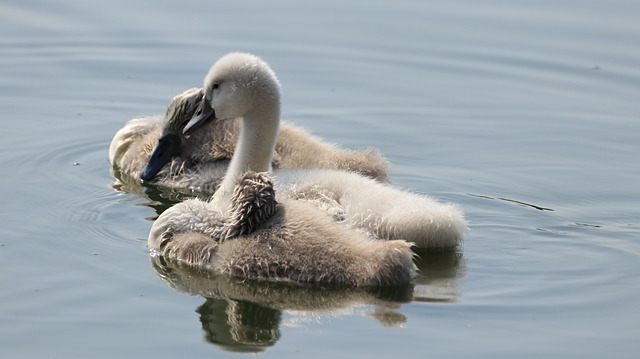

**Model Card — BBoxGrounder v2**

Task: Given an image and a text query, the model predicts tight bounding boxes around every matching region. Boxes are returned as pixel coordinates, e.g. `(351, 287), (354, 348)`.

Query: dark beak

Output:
(183, 99), (216, 136)
(141, 134), (182, 181)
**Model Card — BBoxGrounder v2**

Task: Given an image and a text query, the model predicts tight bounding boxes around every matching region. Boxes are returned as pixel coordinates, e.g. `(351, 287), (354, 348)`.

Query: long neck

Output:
(213, 105), (280, 207)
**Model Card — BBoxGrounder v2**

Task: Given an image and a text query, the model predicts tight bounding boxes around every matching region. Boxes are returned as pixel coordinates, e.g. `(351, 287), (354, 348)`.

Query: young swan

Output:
(182, 52), (467, 249)
(109, 89), (388, 192)
(149, 172), (416, 286)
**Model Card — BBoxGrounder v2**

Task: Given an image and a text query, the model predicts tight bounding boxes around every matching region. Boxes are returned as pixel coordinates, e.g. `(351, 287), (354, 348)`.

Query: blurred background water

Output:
(1, 0), (639, 358)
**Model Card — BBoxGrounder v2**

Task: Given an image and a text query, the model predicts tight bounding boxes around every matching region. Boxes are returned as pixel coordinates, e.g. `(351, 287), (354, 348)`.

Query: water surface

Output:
(1, 1), (639, 358)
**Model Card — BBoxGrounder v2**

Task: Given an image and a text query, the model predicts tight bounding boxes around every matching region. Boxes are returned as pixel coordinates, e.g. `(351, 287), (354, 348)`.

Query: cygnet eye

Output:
(212, 83), (220, 90)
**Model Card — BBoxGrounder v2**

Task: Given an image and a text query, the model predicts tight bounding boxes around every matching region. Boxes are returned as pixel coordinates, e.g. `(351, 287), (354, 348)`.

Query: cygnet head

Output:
(141, 87), (203, 181)
(184, 52), (281, 136)
(161, 87), (204, 137)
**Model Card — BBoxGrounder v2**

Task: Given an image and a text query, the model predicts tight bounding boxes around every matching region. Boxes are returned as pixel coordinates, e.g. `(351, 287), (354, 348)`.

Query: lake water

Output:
(1, 0), (639, 357)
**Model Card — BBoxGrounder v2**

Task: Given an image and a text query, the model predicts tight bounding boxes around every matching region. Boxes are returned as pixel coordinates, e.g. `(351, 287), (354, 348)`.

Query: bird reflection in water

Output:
(150, 247), (464, 353)
(196, 298), (282, 353)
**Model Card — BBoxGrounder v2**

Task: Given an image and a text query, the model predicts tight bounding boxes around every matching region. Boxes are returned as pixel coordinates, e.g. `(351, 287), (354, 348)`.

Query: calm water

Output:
(2, 0), (639, 358)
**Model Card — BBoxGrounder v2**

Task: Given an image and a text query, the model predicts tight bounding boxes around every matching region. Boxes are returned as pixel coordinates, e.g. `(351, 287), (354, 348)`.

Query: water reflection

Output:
(109, 166), (212, 217)
(150, 248), (464, 352)
(413, 248), (465, 303)
(197, 298), (281, 353)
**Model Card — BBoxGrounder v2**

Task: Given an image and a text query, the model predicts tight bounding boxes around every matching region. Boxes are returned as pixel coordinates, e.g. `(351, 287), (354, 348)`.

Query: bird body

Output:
(147, 52), (466, 285)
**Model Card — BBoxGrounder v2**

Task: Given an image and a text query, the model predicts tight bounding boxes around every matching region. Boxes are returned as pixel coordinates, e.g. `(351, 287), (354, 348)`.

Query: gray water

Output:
(1, 0), (639, 358)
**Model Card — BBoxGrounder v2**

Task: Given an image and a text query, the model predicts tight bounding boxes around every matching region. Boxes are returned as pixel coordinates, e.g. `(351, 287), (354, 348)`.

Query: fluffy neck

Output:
(213, 105), (280, 208)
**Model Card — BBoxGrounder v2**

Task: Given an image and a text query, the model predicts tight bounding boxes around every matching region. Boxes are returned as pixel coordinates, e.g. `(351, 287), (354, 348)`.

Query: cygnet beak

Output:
(141, 134), (182, 181)
(183, 98), (216, 137)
